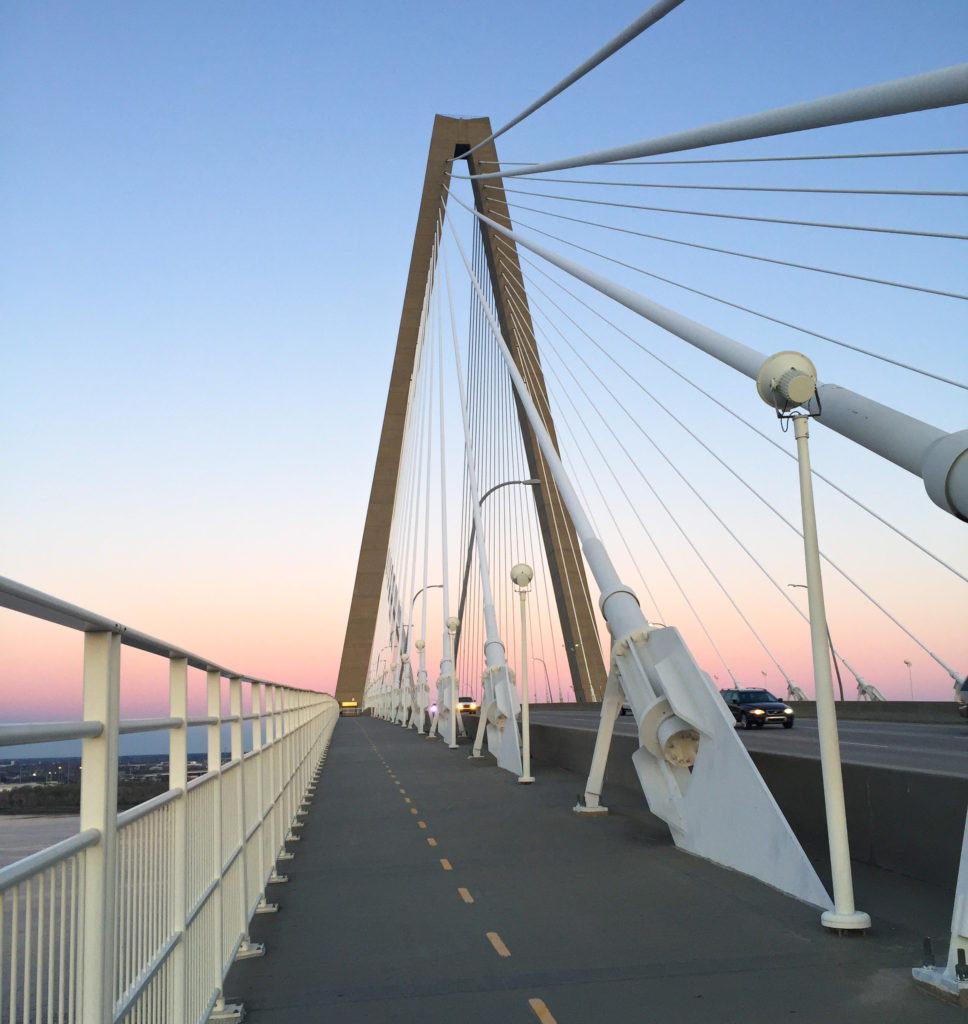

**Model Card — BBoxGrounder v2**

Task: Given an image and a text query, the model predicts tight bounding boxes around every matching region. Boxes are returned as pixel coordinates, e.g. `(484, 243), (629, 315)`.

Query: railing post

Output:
(206, 669), (226, 1003)
(251, 684), (278, 914)
(230, 676), (263, 959)
(273, 687), (294, 866)
(168, 656), (189, 1023)
(283, 689), (300, 843)
(79, 630), (121, 1024)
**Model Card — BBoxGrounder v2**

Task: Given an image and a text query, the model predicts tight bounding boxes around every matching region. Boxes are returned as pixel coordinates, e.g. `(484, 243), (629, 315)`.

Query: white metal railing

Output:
(0, 575), (340, 1023)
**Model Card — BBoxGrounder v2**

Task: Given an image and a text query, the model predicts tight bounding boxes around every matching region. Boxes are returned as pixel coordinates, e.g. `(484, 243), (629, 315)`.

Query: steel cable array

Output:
(367, 13), (964, 709)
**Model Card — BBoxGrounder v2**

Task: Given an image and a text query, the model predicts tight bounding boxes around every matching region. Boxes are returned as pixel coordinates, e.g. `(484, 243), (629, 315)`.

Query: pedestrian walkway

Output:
(224, 717), (959, 1022)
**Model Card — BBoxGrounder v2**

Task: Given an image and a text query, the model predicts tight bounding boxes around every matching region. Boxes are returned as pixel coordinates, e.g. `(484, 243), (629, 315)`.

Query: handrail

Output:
(119, 716), (184, 735)
(0, 720), (103, 744)
(0, 574), (284, 686)
(116, 787), (183, 829)
(0, 828), (100, 891)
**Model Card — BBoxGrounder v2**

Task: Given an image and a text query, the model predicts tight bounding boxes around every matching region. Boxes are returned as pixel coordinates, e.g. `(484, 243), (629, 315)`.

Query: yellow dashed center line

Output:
(458, 887), (475, 904)
(440, 859), (452, 871)
(528, 998), (558, 1023)
(410, 807), (418, 815)
(486, 931), (510, 956)
(427, 838), (437, 847)
(418, 821), (427, 829)
(404, 798), (411, 803)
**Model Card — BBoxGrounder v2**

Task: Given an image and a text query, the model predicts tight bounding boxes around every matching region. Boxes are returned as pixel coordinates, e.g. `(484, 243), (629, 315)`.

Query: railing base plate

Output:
(573, 801), (609, 816)
(235, 941), (266, 961)
(208, 1000), (245, 1023)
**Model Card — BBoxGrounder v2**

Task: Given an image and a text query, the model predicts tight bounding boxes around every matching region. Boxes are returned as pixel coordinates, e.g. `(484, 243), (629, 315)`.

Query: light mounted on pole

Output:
(511, 563), (535, 784)
(446, 616), (460, 749)
(758, 350), (869, 934)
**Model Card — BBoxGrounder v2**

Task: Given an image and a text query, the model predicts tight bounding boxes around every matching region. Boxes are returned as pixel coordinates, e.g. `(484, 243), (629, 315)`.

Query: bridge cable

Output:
(495, 268), (702, 651)
(486, 203), (967, 389)
(494, 183), (968, 245)
(468, 176), (968, 198)
(495, 249), (667, 622)
(498, 237), (968, 584)
(469, 64), (968, 179)
(492, 258), (604, 698)
(435, 272), (454, 684)
(473, 148), (968, 167)
(450, 190), (967, 512)
(497, 269), (614, 673)
(501, 201), (966, 302)
(500, 261), (798, 687)
(501, 248), (964, 690)
(455, 0), (687, 162)
(488, 236), (965, 682)
(480, 223), (604, 700)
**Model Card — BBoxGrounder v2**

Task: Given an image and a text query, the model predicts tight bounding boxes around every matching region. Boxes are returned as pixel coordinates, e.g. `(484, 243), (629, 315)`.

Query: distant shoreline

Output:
(0, 780), (167, 815)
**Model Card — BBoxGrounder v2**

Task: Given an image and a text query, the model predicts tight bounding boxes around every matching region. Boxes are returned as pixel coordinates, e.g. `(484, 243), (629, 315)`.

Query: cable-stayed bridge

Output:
(1, 5), (966, 1020)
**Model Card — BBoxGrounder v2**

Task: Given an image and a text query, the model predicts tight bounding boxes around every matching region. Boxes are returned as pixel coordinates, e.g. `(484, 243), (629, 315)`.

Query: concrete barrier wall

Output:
(529, 723), (968, 885)
(529, 700), (964, 724)
(781, 701), (963, 725)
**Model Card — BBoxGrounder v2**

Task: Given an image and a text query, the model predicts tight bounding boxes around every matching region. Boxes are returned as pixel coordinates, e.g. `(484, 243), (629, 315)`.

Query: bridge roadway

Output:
(224, 716), (959, 1022)
(531, 707), (968, 777)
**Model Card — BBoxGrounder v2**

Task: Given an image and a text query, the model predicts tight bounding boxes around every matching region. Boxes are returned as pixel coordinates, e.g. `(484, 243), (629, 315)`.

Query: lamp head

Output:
(510, 563), (534, 587)
(756, 351), (817, 412)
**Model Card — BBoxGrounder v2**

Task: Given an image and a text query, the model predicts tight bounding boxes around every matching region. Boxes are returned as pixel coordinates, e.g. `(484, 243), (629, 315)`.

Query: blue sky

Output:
(1, 1), (966, 753)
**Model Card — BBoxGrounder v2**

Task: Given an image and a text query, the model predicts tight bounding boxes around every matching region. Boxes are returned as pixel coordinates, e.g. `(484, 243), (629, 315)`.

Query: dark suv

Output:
(721, 688), (795, 729)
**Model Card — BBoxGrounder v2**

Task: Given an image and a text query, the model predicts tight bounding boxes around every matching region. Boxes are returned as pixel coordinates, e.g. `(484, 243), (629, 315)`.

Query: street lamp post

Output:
(759, 351), (868, 932)
(452, 479), (540, 665)
(399, 652), (410, 727)
(511, 563), (535, 784)
(904, 659), (915, 700)
(446, 616), (460, 749)
(532, 657), (553, 703)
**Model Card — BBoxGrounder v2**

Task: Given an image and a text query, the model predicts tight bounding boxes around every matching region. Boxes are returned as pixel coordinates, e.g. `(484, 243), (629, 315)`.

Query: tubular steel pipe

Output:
(460, 0), (687, 161)
(473, 64), (968, 179)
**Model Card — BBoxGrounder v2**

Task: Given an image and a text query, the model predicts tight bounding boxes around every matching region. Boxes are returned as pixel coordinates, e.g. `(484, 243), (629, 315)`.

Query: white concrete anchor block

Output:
(475, 664), (523, 775)
(615, 627), (832, 909)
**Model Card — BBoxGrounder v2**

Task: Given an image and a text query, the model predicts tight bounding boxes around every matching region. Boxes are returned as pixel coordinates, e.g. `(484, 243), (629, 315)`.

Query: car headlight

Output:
(784, 708), (794, 714)
(751, 709), (765, 715)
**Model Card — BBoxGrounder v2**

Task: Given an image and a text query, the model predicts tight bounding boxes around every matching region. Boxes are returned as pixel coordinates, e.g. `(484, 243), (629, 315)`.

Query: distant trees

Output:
(0, 780), (167, 814)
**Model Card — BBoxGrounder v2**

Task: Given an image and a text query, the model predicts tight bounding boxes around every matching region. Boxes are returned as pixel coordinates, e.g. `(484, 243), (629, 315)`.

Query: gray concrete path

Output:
(224, 717), (960, 1023)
